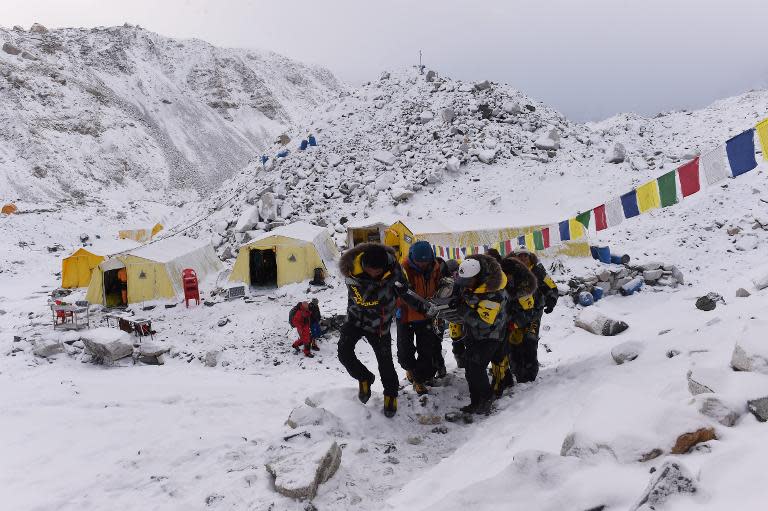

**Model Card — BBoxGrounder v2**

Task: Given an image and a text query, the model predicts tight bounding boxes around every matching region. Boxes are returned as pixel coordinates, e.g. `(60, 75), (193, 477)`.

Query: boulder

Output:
(419, 110), (434, 123)
(265, 440), (342, 500)
(391, 187), (414, 201)
(736, 288), (751, 298)
(439, 107), (455, 123)
(477, 149), (497, 164)
(2, 42), (21, 55)
(735, 235), (758, 251)
(643, 269), (663, 282)
(474, 80), (491, 91)
(671, 266), (685, 284)
(32, 339), (64, 358)
(610, 341), (643, 365)
(138, 344), (170, 365)
(697, 396), (740, 427)
(695, 295), (717, 311)
(257, 192), (279, 222)
(81, 328), (133, 363)
(445, 157), (461, 173)
(753, 271), (768, 290)
(203, 350), (219, 367)
(687, 370), (715, 395)
(670, 427), (715, 454)
(235, 205), (260, 232)
(326, 153), (343, 167)
(30, 23), (49, 33)
(606, 142), (627, 164)
(534, 129), (561, 151)
(730, 321), (768, 374)
(285, 405), (345, 435)
(374, 172), (395, 191)
(373, 150), (396, 166)
(502, 101), (522, 114)
(747, 397), (768, 422)
(425, 70), (437, 82)
(630, 461), (697, 511)
(575, 309), (629, 336)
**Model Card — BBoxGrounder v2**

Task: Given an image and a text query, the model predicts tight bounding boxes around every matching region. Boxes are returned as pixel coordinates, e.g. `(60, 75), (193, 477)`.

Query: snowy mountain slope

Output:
(0, 24), (342, 201)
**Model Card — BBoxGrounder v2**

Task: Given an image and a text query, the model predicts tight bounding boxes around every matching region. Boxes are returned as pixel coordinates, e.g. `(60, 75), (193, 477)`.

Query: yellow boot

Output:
(383, 395), (398, 418)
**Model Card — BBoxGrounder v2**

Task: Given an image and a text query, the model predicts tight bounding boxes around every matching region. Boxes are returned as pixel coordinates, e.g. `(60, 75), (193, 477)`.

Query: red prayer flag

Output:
(594, 204), (608, 231)
(678, 157), (701, 197)
(542, 227), (550, 248)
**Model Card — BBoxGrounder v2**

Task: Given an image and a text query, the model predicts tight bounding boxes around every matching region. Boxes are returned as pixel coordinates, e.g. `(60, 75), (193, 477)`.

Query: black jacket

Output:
(500, 257), (539, 328)
(451, 255), (508, 343)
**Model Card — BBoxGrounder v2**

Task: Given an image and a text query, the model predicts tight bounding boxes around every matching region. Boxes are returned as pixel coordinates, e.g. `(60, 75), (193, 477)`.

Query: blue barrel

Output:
(592, 287), (604, 301)
(620, 277), (644, 296)
(590, 246), (599, 260)
(610, 254), (631, 265)
(597, 246), (611, 264)
(578, 291), (594, 306)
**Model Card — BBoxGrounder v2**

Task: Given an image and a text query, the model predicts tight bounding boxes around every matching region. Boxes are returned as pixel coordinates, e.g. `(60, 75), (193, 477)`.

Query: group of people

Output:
(332, 240), (559, 418)
(289, 298), (323, 358)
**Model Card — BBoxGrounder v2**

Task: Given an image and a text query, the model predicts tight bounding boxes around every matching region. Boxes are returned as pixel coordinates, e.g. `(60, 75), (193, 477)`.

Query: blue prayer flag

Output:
(621, 190), (640, 218)
(726, 129), (757, 177)
(558, 220), (570, 242)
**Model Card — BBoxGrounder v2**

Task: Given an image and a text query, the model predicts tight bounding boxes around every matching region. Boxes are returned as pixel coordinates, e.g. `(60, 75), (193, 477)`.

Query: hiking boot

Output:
(435, 364), (447, 379)
(474, 399), (493, 416)
(405, 370), (414, 383)
(383, 395), (398, 418)
(311, 342), (320, 351)
(460, 402), (477, 414)
(413, 381), (428, 395)
(303, 350), (314, 358)
(358, 377), (374, 404)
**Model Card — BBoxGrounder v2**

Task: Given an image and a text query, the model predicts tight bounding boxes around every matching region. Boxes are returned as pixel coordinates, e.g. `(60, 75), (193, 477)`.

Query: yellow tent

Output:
(86, 236), (222, 306)
(345, 215), (398, 248)
(229, 222), (339, 288)
(61, 239), (140, 288)
(118, 223), (164, 243)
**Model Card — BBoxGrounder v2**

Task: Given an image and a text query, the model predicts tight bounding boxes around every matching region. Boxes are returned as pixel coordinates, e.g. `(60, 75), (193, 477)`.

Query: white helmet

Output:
(457, 258), (481, 280)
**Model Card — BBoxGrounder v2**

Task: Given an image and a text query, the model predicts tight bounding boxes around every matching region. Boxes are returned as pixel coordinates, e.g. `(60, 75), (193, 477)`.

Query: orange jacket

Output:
(398, 258), (442, 323)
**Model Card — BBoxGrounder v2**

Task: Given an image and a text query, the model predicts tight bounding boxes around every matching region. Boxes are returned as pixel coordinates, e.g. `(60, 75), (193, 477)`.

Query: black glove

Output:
(544, 296), (557, 314)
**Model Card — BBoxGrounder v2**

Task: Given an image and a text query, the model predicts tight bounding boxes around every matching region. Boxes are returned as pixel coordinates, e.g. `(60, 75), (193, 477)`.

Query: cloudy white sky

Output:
(2, 0), (766, 121)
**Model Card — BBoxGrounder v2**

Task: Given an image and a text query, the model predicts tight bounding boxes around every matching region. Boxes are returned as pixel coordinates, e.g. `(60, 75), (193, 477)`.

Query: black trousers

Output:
(396, 321), (440, 383)
(337, 322), (399, 397)
(464, 340), (505, 404)
(510, 311), (541, 383)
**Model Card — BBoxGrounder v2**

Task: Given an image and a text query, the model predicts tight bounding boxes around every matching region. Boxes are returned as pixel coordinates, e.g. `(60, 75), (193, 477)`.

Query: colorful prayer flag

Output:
(518, 235), (525, 248)
(558, 220), (570, 241)
(700, 145), (729, 185)
(568, 218), (585, 240)
(533, 230), (544, 250)
(575, 211), (591, 229)
(504, 239), (513, 255)
(525, 232), (535, 250)
(636, 180), (660, 213)
(757, 119), (768, 161)
(542, 227), (550, 248)
(657, 170), (678, 207)
(605, 198), (624, 227)
(620, 190), (640, 218)
(726, 129), (757, 177)
(677, 158), (700, 198)
(594, 204), (608, 231)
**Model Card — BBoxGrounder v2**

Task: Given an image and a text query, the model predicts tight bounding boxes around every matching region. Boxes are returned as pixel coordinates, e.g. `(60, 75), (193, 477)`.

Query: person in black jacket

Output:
(338, 242), (435, 418)
(509, 248), (558, 382)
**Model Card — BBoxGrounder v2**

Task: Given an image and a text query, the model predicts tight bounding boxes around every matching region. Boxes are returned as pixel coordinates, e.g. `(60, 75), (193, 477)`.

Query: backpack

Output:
(289, 304), (300, 326)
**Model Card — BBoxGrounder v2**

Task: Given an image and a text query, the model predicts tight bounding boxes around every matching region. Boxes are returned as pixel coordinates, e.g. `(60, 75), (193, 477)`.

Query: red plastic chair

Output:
(54, 300), (73, 324)
(182, 268), (200, 307)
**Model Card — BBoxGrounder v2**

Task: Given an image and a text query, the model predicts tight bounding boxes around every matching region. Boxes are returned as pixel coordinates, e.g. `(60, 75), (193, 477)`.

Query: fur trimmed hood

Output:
(500, 256), (538, 298)
(465, 254), (506, 293)
(339, 243), (398, 277)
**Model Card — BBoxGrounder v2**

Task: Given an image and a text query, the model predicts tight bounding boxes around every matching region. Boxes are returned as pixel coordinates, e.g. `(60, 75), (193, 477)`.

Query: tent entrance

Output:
(352, 227), (381, 246)
(249, 248), (277, 287)
(103, 268), (128, 308)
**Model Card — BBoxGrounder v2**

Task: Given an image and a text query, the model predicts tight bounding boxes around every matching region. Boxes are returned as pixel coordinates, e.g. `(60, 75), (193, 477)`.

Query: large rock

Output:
(474, 80), (491, 91)
(265, 440), (342, 500)
(439, 107), (455, 123)
(731, 321), (768, 374)
(2, 42), (21, 56)
(643, 269), (663, 282)
(30, 23), (49, 33)
(630, 461), (697, 511)
(445, 157), (461, 173)
(257, 192), (279, 222)
(81, 328), (133, 363)
(32, 339), (64, 358)
(203, 350), (219, 367)
(326, 153), (343, 167)
(747, 397), (768, 422)
(373, 150), (396, 166)
(138, 344), (170, 365)
(534, 128), (560, 151)
(235, 205), (260, 232)
(753, 272), (768, 290)
(697, 396), (740, 427)
(575, 309), (629, 336)
(606, 142), (627, 164)
(477, 149), (497, 164)
(285, 405), (346, 435)
(610, 341), (643, 365)
(502, 101), (522, 114)
(419, 110), (434, 123)
(670, 427), (715, 454)
(425, 70), (437, 82)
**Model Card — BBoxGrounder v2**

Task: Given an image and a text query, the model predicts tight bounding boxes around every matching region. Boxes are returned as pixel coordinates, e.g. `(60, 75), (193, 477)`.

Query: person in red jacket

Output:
(290, 302), (314, 358)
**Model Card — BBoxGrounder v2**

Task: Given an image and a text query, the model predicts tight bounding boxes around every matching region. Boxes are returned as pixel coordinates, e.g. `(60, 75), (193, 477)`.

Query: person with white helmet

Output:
(448, 254), (508, 415)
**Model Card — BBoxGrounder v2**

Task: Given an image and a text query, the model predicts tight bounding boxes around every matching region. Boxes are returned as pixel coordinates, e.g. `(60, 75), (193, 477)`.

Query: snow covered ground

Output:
(2, 38), (768, 509)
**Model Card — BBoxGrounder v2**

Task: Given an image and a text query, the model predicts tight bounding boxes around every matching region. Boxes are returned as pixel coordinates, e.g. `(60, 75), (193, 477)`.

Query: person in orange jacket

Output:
(290, 302), (314, 358)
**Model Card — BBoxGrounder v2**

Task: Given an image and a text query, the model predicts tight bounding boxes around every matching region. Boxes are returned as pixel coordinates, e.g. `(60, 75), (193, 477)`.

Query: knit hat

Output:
(361, 244), (389, 269)
(409, 241), (435, 264)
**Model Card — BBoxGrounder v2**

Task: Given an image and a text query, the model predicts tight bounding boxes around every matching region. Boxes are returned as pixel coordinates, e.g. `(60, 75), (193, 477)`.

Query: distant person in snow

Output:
(396, 241), (450, 395)
(289, 301), (314, 358)
(307, 134), (317, 146)
(448, 255), (508, 415)
(508, 248), (559, 382)
(309, 298), (323, 349)
(338, 243), (437, 418)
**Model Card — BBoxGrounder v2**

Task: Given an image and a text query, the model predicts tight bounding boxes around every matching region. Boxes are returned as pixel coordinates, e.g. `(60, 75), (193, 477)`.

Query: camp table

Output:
(103, 312), (154, 342)
(51, 304), (90, 331)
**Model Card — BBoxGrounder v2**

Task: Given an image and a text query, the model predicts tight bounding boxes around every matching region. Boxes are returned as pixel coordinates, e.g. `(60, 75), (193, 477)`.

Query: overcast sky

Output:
(2, 0), (766, 121)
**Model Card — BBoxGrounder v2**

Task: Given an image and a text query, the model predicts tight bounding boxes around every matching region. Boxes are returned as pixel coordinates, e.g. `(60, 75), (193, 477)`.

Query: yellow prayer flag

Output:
(636, 180), (660, 213)
(524, 232), (535, 251)
(569, 218), (585, 240)
(757, 119), (768, 162)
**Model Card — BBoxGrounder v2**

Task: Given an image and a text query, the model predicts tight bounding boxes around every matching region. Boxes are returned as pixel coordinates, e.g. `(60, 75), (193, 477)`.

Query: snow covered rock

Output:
(32, 339), (64, 358)
(502, 101), (522, 114)
(575, 309), (629, 336)
(81, 328), (133, 363)
(425, 70), (437, 82)
(439, 107), (455, 123)
(265, 440), (342, 500)
(753, 271), (768, 291)
(235, 205), (260, 232)
(419, 110), (434, 123)
(203, 350), (219, 367)
(445, 157), (461, 173)
(2, 42), (21, 55)
(670, 427), (715, 454)
(137, 344), (169, 365)
(30, 23), (48, 33)
(747, 397), (768, 422)
(373, 150), (396, 166)
(258, 192), (279, 222)
(630, 461), (697, 511)
(391, 186), (414, 201)
(477, 149), (497, 164)
(534, 128), (560, 151)
(326, 153), (343, 167)
(285, 405), (345, 435)
(374, 172), (395, 191)
(730, 321), (768, 374)
(474, 80), (491, 91)
(610, 341), (643, 364)
(736, 288), (751, 298)
(606, 142), (627, 164)
(697, 396), (740, 427)
(643, 269), (663, 282)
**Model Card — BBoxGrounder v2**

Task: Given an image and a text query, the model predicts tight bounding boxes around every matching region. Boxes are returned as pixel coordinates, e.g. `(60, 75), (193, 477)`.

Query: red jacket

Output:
(292, 307), (312, 344)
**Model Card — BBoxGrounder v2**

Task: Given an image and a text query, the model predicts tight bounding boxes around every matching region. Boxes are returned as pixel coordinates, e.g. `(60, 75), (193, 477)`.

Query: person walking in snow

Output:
(290, 301), (314, 358)
(448, 255), (508, 415)
(508, 248), (559, 383)
(338, 243), (436, 418)
(396, 241), (450, 395)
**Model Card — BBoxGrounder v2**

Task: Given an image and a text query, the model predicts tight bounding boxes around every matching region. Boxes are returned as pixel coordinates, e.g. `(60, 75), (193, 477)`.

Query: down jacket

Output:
(451, 254), (509, 343)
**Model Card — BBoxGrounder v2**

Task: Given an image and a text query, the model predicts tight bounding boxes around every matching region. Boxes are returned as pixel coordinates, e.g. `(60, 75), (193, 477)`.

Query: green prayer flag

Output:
(657, 170), (678, 207)
(576, 211), (591, 229)
(533, 230), (544, 250)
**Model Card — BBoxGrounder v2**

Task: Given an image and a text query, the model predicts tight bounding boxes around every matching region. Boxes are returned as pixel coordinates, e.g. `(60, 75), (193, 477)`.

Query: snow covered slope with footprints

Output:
(2, 28), (768, 510)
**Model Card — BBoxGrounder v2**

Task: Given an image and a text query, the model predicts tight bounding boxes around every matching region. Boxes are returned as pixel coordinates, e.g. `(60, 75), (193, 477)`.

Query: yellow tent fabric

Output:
(229, 222), (339, 288)
(636, 180), (661, 213)
(62, 249), (106, 288)
(757, 119), (768, 162)
(568, 218), (585, 240)
(86, 237), (221, 305)
(119, 223), (164, 243)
